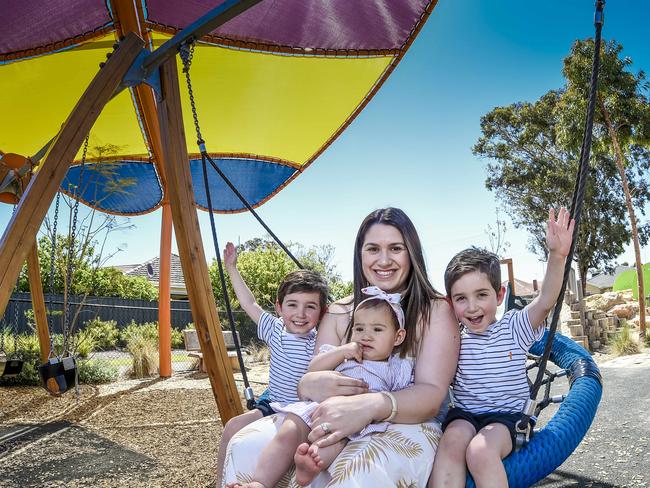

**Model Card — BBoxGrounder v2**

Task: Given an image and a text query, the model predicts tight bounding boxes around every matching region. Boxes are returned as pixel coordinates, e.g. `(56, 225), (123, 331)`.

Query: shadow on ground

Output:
(0, 424), (157, 487)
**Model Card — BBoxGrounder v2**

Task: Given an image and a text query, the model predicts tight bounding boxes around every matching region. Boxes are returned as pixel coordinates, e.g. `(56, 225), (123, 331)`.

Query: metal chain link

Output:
(63, 135), (88, 355)
(179, 42), (206, 151)
(47, 192), (61, 358)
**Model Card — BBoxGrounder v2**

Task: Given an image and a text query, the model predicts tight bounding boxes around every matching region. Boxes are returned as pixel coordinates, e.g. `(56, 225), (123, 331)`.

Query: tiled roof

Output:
(121, 254), (186, 288)
(588, 265), (635, 289)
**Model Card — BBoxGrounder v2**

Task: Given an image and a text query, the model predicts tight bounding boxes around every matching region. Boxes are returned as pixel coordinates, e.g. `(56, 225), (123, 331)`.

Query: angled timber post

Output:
(0, 33), (144, 317)
(26, 243), (50, 362)
(156, 57), (242, 420)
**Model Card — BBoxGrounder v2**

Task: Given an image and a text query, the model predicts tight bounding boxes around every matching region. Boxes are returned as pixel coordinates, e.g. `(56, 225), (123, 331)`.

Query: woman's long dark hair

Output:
(349, 208), (444, 357)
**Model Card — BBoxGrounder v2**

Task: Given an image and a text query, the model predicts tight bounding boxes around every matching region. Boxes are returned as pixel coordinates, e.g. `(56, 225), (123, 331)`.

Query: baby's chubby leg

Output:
(429, 419), (476, 488)
(465, 422), (512, 487)
(251, 413), (310, 488)
(216, 409), (263, 486)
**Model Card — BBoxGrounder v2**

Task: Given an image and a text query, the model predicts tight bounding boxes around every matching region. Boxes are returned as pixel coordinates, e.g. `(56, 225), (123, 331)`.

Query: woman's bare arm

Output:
(387, 299), (459, 422)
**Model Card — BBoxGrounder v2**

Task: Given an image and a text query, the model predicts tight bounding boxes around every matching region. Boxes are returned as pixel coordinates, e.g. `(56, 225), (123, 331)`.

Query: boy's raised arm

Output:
(528, 207), (575, 328)
(223, 242), (264, 324)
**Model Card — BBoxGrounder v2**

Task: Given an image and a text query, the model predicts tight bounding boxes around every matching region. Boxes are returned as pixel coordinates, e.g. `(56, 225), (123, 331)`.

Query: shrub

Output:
(83, 318), (119, 350)
(612, 324), (640, 356)
(120, 321), (158, 347)
(171, 328), (184, 349)
(0, 333), (42, 386)
(126, 333), (158, 378)
(78, 360), (119, 384)
(644, 333), (650, 348)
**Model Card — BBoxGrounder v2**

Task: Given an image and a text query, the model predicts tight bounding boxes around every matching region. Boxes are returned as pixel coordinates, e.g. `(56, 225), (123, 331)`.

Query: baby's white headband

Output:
(355, 286), (405, 329)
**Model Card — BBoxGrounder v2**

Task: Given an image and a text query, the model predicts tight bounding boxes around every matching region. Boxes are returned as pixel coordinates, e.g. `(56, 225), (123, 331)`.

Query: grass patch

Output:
(612, 324), (641, 356)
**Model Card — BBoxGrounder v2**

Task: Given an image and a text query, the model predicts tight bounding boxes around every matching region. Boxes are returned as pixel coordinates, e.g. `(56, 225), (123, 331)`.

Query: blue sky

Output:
(2, 0), (648, 291)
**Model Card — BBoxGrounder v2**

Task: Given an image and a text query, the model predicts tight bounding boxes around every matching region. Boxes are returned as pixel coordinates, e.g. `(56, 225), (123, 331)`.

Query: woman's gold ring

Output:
(320, 422), (331, 434)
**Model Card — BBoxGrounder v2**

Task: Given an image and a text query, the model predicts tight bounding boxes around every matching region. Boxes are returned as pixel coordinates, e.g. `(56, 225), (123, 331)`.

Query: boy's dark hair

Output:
(277, 269), (329, 310)
(444, 247), (501, 296)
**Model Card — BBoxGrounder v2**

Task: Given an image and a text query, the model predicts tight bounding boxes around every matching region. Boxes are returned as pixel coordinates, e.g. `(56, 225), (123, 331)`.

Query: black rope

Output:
(180, 41), (258, 407)
(200, 152), (252, 389)
(203, 153), (305, 269)
(522, 0), (605, 432)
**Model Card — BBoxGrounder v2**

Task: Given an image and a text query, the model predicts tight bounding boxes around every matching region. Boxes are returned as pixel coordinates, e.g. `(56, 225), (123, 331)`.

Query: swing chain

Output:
(63, 135), (88, 356)
(179, 41), (206, 152)
(47, 192), (61, 358)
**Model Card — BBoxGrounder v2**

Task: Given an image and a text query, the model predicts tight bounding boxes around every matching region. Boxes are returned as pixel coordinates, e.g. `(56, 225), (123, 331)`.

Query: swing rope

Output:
(179, 42), (305, 270)
(515, 0), (605, 448)
(180, 42), (263, 408)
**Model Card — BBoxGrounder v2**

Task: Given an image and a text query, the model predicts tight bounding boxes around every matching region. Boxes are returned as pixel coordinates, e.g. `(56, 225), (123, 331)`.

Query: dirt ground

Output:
(1, 343), (648, 488)
(0, 358), (271, 488)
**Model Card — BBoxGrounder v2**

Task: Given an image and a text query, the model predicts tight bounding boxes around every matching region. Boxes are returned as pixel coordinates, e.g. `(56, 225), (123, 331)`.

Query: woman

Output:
(223, 208), (459, 487)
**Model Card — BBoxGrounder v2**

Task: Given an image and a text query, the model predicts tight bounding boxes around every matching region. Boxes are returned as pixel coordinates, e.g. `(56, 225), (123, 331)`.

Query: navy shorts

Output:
(253, 389), (275, 417)
(442, 407), (522, 449)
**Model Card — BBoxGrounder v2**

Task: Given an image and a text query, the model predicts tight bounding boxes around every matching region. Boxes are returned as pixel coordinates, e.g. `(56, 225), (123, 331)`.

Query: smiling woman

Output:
(223, 207), (460, 487)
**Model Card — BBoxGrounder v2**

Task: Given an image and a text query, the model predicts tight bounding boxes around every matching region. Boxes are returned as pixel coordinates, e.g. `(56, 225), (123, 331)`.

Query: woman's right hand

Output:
(298, 370), (368, 402)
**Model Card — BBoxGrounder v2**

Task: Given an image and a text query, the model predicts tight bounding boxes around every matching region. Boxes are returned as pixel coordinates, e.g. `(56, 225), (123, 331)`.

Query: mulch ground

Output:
(0, 361), (270, 488)
(1, 345), (647, 487)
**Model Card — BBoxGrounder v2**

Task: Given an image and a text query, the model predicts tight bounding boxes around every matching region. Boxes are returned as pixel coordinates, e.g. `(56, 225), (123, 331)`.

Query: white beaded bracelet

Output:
(380, 391), (398, 422)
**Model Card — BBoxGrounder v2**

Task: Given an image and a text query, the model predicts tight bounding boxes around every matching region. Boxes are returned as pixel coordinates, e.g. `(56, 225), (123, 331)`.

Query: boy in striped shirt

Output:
(430, 207), (574, 487)
(216, 242), (329, 486)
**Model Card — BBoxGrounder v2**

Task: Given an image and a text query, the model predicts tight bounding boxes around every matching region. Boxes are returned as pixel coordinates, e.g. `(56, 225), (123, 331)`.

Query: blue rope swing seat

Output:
(466, 331), (603, 488)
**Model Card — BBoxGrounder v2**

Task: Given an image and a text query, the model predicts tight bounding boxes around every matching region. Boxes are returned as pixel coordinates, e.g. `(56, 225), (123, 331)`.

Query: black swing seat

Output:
(38, 356), (77, 395)
(0, 356), (24, 377)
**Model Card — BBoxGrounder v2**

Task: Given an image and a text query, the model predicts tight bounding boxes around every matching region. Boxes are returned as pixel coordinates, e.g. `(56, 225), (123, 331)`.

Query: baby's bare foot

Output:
(294, 443), (324, 486)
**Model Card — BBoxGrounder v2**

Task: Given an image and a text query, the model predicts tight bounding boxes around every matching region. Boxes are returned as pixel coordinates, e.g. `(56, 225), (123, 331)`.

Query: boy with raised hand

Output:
(215, 242), (329, 486)
(430, 207), (574, 487)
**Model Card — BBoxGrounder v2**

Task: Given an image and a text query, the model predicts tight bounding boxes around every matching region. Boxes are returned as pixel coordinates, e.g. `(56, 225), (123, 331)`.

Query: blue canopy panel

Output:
(61, 160), (163, 215)
(190, 157), (299, 213)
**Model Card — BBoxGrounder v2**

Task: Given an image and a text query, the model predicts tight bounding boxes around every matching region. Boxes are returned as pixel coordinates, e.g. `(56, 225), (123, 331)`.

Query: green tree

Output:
(209, 238), (352, 313)
(561, 39), (650, 337)
(473, 40), (650, 298)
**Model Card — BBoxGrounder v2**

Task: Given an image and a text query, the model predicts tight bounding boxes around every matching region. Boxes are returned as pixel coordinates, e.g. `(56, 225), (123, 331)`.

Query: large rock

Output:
(609, 303), (639, 320)
(584, 291), (626, 312)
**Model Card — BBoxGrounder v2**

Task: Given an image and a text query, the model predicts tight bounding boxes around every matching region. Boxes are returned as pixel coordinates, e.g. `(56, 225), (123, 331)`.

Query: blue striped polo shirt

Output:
(452, 308), (545, 414)
(258, 311), (316, 403)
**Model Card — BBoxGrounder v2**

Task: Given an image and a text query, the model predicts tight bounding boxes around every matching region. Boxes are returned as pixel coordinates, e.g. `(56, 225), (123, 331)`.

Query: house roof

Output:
(504, 278), (538, 297)
(588, 265), (635, 289)
(119, 254), (186, 288)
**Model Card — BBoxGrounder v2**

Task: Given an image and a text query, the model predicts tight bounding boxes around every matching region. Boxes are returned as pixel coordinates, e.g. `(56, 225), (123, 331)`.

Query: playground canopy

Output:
(0, 0), (437, 214)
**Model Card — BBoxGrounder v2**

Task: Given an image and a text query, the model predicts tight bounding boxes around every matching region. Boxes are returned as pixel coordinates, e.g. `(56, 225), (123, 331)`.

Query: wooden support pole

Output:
(26, 243), (50, 363)
(156, 57), (242, 420)
(158, 203), (173, 378)
(0, 33), (144, 318)
(500, 258), (515, 295)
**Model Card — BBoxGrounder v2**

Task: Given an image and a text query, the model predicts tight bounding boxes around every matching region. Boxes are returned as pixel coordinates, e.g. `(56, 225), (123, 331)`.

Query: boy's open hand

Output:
(223, 242), (238, 270)
(546, 207), (575, 257)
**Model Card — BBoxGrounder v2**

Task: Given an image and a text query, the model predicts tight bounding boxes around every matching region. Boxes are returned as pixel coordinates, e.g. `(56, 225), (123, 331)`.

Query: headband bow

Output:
(356, 286), (405, 329)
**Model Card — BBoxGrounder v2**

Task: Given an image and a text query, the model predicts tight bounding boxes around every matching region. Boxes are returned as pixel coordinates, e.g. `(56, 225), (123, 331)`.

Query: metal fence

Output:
(0, 292), (260, 380)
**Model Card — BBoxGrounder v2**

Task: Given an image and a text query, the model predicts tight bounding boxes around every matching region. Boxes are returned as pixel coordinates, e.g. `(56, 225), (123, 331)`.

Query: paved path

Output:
(534, 355), (649, 487)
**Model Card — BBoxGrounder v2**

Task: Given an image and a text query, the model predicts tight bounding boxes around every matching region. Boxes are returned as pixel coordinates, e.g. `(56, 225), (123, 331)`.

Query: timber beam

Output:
(156, 57), (242, 421)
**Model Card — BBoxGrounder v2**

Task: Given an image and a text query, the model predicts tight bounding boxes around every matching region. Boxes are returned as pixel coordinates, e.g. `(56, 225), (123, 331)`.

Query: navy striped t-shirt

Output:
(258, 311), (316, 403)
(452, 308), (545, 414)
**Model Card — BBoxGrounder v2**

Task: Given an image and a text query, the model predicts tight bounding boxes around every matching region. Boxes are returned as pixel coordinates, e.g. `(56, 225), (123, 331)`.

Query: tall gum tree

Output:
(473, 40), (650, 318)
(561, 39), (650, 338)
